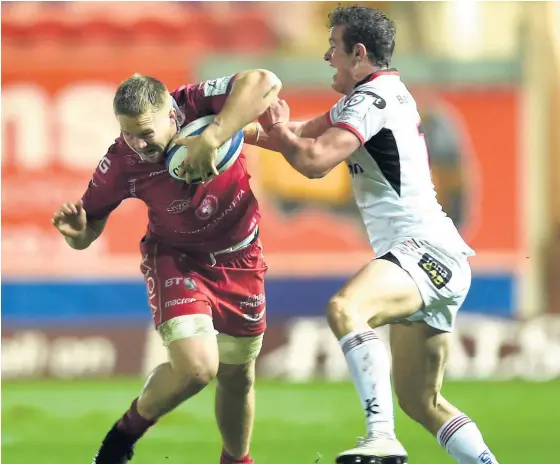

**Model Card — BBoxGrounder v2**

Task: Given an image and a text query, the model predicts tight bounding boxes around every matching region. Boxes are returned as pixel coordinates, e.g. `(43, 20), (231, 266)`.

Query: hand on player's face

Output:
(51, 200), (87, 238)
(259, 99), (290, 132)
(174, 134), (220, 184)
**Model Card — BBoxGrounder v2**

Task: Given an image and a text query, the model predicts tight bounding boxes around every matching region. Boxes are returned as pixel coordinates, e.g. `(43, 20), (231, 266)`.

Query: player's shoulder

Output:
(352, 80), (394, 108)
(170, 84), (196, 107)
(96, 137), (137, 175)
(357, 70), (406, 94)
(171, 74), (237, 103)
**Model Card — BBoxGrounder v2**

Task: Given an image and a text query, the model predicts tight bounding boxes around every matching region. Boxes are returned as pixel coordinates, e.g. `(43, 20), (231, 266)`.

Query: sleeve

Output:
(173, 74), (237, 116)
(329, 89), (388, 146)
(81, 145), (130, 221)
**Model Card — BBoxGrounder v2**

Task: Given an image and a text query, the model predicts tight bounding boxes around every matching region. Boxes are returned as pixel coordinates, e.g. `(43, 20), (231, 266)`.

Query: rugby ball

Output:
(165, 115), (244, 184)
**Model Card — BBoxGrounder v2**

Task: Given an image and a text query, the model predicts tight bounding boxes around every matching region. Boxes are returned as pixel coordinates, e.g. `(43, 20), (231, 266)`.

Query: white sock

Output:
(437, 414), (499, 463)
(339, 329), (395, 438)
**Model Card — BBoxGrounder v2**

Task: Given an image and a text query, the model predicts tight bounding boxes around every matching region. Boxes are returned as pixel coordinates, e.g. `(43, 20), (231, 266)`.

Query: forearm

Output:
(245, 121), (304, 152)
(202, 70), (282, 148)
(64, 218), (107, 250)
(267, 124), (326, 178)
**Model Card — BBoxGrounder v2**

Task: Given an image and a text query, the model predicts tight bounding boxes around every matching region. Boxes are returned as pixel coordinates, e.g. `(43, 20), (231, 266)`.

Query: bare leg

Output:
(215, 360), (256, 460)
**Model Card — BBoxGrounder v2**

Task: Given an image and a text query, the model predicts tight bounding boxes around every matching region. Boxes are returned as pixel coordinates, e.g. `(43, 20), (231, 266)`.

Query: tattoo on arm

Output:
(263, 85), (278, 99)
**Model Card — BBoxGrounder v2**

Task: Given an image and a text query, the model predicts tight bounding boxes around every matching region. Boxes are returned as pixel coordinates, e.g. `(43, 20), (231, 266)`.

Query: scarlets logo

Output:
(195, 195), (219, 220)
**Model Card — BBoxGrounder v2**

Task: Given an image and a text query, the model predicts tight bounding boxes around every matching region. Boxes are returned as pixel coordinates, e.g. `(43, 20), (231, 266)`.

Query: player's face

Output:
(324, 26), (357, 95)
(117, 106), (178, 163)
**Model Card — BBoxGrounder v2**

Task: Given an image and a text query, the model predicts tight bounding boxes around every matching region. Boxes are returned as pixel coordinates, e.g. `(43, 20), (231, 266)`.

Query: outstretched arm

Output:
(244, 113), (332, 152)
(265, 123), (361, 178)
(260, 93), (386, 178)
(257, 99), (361, 178)
(201, 69), (282, 149)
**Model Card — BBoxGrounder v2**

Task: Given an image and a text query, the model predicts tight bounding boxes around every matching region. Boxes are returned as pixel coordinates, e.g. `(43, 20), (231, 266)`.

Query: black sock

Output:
(115, 398), (156, 440)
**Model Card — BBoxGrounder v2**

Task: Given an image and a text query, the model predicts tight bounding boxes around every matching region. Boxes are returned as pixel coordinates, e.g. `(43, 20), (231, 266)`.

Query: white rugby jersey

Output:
(327, 69), (474, 257)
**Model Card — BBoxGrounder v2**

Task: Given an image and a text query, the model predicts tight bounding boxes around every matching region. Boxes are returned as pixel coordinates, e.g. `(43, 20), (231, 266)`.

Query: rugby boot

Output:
(92, 422), (135, 464)
(335, 432), (408, 464)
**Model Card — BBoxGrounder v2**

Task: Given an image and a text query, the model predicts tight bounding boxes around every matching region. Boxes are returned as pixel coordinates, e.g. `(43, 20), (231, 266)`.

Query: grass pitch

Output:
(2, 378), (557, 463)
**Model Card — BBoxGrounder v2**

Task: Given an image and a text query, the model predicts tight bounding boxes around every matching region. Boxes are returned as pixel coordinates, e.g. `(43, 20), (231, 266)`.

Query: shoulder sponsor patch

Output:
(351, 90), (386, 109)
(202, 75), (234, 97)
(336, 89), (387, 127)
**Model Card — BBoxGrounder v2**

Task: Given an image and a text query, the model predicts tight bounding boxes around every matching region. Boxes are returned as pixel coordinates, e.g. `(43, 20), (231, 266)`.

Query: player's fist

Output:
(259, 98), (290, 132)
(51, 200), (87, 238)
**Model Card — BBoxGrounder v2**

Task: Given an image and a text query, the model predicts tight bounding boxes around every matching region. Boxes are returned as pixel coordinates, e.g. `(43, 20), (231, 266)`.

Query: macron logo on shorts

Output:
(242, 307), (266, 323)
(165, 298), (197, 308)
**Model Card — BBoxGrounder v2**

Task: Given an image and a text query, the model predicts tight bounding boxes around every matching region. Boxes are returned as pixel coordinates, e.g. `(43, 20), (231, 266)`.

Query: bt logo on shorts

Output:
(477, 450), (496, 464)
(165, 277), (183, 287)
(164, 298), (197, 308)
(165, 277), (198, 290)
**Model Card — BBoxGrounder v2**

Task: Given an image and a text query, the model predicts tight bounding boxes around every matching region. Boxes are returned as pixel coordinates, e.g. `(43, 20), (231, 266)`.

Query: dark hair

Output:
(328, 4), (396, 67)
(113, 73), (168, 117)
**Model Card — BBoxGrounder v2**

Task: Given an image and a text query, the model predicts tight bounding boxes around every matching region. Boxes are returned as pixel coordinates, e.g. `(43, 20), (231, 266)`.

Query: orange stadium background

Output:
(2, 4), (560, 463)
(4, 1), (556, 386)
(2, 61), (522, 277)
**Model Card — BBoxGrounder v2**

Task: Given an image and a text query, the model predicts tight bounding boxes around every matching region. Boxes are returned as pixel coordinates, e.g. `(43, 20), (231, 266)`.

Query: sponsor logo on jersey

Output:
(183, 278), (198, 290)
(338, 108), (361, 126)
(141, 253), (158, 318)
(338, 90), (386, 128)
(165, 277), (184, 287)
(149, 169), (167, 177)
(181, 189), (246, 235)
(167, 199), (192, 214)
(128, 178), (137, 197)
(240, 293), (265, 309)
(98, 155), (111, 173)
(125, 154), (136, 166)
(417, 253), (452, 289)
(241, 295), (266, 323)
(202, 75), (233, 97)
(242, 307), (266, 323)
(164, 298), (197, 308)
(353, 90), (386, 109)
(345, 94), (367, 108)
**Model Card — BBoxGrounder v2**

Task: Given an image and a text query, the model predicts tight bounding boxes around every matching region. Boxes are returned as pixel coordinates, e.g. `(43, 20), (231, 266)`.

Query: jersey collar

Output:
(354, 68), (400, 88)
(171, 97), (186, 128)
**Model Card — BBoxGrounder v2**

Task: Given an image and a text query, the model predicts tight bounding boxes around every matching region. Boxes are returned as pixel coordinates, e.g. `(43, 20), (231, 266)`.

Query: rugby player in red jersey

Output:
(52, 70), (280, 464)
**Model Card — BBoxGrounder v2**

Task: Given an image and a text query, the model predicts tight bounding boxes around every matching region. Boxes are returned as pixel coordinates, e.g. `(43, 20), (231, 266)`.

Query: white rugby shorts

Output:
(378, 239), (472, 332)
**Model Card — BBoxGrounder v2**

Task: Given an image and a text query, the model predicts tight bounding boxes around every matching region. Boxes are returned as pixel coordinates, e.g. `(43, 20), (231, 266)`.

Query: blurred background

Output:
(2, 1), (560, 463)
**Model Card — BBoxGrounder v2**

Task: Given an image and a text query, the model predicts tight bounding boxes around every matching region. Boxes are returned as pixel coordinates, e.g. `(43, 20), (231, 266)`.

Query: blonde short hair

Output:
(113, 73), (169, 117)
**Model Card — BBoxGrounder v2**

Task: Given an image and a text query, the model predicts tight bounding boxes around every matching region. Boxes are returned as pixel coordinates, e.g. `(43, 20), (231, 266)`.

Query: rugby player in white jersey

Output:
(256, 5), (500, 464)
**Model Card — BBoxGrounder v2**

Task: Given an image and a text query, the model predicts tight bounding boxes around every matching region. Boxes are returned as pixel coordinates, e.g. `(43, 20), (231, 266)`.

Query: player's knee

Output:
(396, 388), (440, 424)
(161, 314), (219, 388)
(326, 295), (363, 338)
(172, 357), (218, 389)
(217, 360), (255, 394)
